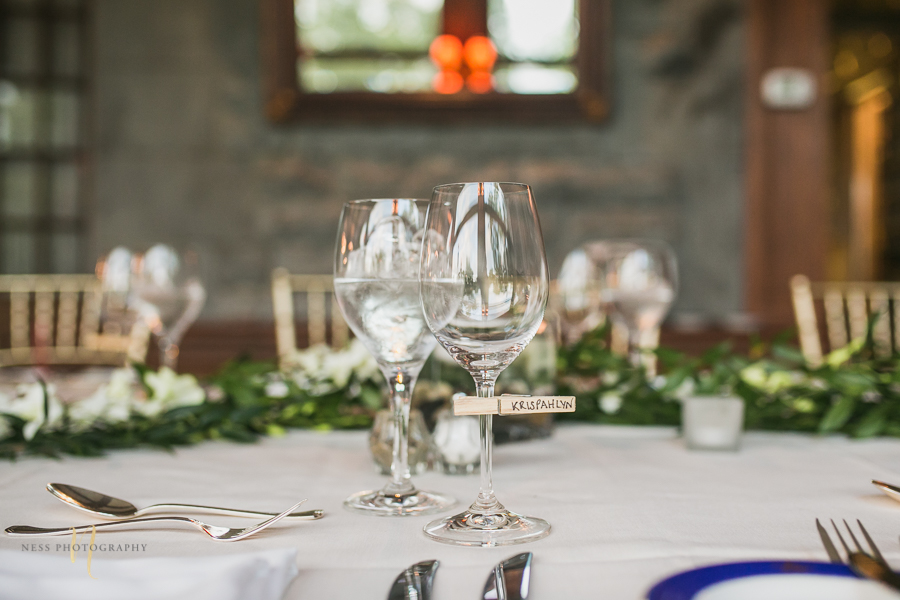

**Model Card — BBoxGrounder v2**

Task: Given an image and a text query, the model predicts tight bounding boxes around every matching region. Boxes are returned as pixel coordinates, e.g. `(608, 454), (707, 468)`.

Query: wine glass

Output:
(333, 199), (455, 516)
(586, 240), (677, 368)
(556, 246), (604, 345)
(130, 244), (206, 370)
(419, 182), (551, 546)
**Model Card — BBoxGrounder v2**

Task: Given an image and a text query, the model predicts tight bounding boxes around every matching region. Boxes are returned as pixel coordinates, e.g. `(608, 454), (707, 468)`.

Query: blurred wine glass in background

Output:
(131, 244), (206, 370)
(586, 240), (677, 369)
(556, 246), (604, 345)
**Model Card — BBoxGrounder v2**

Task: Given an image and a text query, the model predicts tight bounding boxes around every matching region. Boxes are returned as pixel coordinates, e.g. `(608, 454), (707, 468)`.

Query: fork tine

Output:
(844, 519), (865, 553)
(832, 519), (852, 555)
(857, 520), (888, 567)
(817, 519), (843, 564)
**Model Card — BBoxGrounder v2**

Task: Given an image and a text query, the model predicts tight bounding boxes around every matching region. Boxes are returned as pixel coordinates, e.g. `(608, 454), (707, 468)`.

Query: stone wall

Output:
(92, 0), (745, 321)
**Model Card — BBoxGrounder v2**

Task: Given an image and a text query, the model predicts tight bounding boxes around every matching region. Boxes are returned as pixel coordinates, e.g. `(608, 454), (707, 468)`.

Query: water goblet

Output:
(130, 244), (206, 370)
(419, 182), (551, 546)
(586, 240), (678, 368)
(333, 199), (455, 516)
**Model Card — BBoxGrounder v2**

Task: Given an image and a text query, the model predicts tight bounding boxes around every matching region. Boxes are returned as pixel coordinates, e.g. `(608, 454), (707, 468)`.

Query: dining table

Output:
(2, 423), (900, 598)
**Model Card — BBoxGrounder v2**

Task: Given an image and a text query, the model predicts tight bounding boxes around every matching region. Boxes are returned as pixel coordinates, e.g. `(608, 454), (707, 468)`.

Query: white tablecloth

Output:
(2, 424), (900, 599)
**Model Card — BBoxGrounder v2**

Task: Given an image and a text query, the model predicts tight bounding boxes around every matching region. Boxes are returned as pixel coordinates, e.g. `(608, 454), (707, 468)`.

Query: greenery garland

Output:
(2, 324), (899, 460)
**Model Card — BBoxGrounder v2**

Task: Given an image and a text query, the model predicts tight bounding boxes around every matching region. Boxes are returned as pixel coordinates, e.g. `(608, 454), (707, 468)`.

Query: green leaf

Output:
(853, 405), (888, 438)
(819, 396), (856, 433)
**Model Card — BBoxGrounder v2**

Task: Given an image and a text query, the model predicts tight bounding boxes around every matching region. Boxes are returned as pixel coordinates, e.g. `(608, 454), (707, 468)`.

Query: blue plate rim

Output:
(647, 560), (856, 600)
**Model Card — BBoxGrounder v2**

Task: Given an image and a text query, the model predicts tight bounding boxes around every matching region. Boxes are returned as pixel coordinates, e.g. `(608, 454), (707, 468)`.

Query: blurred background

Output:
(0, 0), (893, 372)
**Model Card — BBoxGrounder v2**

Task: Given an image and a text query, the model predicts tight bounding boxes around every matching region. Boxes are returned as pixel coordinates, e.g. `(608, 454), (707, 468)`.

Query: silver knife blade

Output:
(388, 560), (439, 600)
(482, 552), (532, 600)
(816, 518), (842, 564)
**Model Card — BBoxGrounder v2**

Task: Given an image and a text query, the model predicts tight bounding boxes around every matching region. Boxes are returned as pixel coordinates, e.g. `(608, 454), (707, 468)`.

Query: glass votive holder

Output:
(432, 408), (481, 475)
(682, 395), (745, 451)
(369, 409), (431, 476)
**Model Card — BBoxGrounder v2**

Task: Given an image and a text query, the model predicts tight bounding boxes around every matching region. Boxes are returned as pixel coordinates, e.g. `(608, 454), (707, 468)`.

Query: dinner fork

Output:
(816, 518), (900, 592)
(5, 499), (306, 542)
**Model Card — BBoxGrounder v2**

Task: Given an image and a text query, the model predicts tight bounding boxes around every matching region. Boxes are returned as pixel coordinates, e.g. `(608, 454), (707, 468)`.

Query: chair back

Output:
(0, 274), (150, 367)
(271, 269), (349, 368)
(791, 274), (900, 366)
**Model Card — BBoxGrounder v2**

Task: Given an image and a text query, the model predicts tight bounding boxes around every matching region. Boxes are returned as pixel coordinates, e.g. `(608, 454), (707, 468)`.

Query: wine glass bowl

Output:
(130, 244), (206, 370)
(419, 182), (552, 546)
(333, 199), (455, 516)
(585, 240), (678, 367)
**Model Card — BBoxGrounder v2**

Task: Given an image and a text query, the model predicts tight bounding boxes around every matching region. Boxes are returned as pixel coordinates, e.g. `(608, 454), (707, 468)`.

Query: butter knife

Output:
(483, 552), (532, 600)
(387, 559), (439, 600)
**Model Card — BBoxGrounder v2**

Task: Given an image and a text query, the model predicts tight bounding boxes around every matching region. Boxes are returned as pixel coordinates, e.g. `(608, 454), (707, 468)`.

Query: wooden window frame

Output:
(259, 0), (611, 124)
(0, 0), (91, 274)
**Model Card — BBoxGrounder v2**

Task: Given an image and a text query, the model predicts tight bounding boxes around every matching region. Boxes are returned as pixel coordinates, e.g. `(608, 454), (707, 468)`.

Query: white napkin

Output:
(0, 547), (298, 600)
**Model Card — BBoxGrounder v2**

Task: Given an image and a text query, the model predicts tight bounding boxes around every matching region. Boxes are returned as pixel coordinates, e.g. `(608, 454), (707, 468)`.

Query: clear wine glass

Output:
(130, 244), (206, 370)
(419, 182), (551, 546)
(586, 240), (678, 368)
(557, 246), (604, 345)
(333, 199), (455, 516)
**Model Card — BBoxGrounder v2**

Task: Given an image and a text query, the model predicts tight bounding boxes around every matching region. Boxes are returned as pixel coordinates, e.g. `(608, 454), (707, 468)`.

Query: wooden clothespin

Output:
(453, 394), (576, 416)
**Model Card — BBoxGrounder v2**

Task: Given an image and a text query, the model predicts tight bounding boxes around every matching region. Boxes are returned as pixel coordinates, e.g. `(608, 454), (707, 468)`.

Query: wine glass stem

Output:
(383, 369), (416, 497)
(159, 336), (179, 370)
(627, 327), (643, 369)
(473, 380), (500, 512)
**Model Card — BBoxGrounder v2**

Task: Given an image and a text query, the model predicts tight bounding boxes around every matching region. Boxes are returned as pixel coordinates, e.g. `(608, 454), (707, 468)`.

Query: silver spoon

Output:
(7, 499), (306, 541)
(47, 483), (324, 520)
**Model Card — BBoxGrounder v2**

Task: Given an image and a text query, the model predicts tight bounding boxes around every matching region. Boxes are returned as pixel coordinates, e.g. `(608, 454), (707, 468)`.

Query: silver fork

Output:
(816, 518), (900, 592)
(5, 499), (306, 542)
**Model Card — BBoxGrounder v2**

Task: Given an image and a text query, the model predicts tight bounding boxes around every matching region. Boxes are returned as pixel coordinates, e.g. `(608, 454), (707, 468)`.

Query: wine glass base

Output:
(343, 489), (456, 517)
(423, 508), (551, 547)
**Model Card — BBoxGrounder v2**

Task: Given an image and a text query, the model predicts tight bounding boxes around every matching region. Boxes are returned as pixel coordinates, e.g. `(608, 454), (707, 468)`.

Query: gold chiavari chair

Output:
(0, 274), (150, 367)
(271, 268), (349, 369)
(790, 274), (900, 367)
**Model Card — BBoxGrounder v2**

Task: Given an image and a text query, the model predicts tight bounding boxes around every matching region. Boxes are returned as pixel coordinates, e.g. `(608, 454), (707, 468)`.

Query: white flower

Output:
(599, 392), (622, 414)
(68, 368), (136, 428)
(601, 371), (619, 386)
(673, 378), (696, 400)
(0, 391), (11, 440)
(0, 382), (63, 440)
(265, 380), (290, 398)
(135, 368), (205, 417)
(322, 351), (355, 388)
(287, 339), (380, 395)
(344, 339), (379, 381)
(650, 376), (667, 391)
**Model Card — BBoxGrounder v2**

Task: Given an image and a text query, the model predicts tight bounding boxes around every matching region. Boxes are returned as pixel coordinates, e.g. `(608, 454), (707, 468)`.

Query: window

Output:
(0, 0), (89, 274)
(260, 0), (610, 122)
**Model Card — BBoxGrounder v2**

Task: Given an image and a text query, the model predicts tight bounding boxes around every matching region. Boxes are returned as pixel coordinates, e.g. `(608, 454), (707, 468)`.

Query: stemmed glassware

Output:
(585, 240), (678, 368)
(130, 244), (206, 370)
(557, 246), (604, 345)
(333, 199), (455, 516)
(419, 182), (551, 546)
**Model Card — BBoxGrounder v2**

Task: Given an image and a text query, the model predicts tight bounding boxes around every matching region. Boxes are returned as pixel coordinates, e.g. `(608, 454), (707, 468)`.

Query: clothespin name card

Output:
(453, 395), (576, 416)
